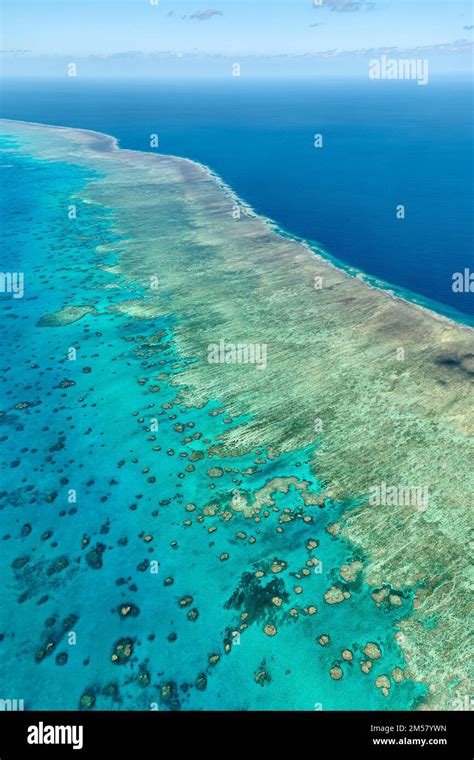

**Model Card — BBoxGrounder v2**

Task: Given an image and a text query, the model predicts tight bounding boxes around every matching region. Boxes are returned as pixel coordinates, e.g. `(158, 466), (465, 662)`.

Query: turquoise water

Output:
(0, 133), (427, 710)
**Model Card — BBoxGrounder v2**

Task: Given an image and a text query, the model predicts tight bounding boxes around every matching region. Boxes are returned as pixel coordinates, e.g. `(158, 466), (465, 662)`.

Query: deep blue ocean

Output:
(1, 77), (473, 319)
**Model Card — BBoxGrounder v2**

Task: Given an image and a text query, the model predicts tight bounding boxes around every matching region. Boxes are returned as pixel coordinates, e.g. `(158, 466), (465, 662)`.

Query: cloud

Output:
(324, 0), (375, 11)
(349, 39), (473, 56)
(189, 9), (223, 21)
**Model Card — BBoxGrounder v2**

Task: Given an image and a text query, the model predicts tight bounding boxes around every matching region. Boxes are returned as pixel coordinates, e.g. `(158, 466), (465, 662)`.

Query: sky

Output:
(1, 0), (473, 75)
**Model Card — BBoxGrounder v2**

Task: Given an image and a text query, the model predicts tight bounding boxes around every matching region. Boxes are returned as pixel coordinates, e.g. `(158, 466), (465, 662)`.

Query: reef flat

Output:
(0, 119), (472, 710)
(38, 305), (98, 327)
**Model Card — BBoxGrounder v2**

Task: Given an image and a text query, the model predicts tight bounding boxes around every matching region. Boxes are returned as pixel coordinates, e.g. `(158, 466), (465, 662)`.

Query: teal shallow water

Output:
(0, 132), (427, 710)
